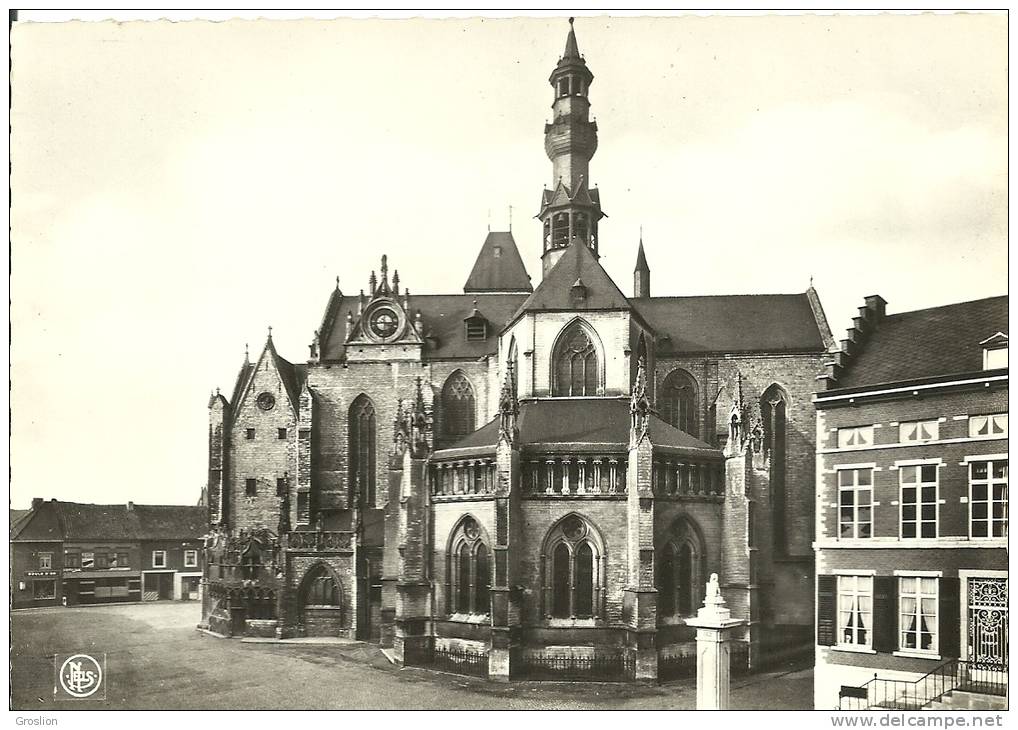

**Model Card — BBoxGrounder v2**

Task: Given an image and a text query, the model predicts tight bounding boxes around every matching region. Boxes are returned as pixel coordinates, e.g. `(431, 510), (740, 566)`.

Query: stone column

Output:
(624, 436), (657, 680)
(394, 450), (432, 666)
(489, 433), (521, 681)
(685, 574), (746, 710)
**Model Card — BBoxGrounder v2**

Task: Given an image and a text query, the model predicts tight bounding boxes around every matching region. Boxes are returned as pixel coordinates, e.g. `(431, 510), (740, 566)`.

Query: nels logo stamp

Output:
(54, 653), (106, 700)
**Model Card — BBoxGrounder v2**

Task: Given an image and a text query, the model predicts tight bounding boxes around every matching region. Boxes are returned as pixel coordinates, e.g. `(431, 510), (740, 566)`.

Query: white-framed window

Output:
(152, 550), (167, 568)
(837, 575), (873, 648)
(899, 420), (939, 443)
(900, 463), (938, 539)
(38, 553), (52, 570)
(970, 459), (1008, 538)
(184, 549), (198, 568)
(969, 414), (1008, 439)
(984, 346), (1008, 370)
(837, 425), (874, 449)
(899, 576), (938, 653)
(838, 467), (873, 538)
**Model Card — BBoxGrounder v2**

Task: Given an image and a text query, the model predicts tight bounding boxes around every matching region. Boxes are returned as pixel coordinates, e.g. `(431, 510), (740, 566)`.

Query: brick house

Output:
(11, 501), (63, 608)
(201, 20), (834, 681)
(137, 505), (207, 601)
(813, 295), (1008, 709)
(11, 500), (206, 607)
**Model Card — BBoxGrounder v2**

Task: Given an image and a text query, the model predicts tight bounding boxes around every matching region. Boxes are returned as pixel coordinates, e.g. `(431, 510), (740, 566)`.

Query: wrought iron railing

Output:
(839, 659), (1008, 710)
(519, 652), (635, 682)
(403, 645), (489, 678)
(658, 652), (697, 681)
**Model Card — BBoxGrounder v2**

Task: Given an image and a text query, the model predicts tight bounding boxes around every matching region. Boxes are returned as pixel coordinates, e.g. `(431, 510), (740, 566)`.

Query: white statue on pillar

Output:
(686, 572), (745, 710)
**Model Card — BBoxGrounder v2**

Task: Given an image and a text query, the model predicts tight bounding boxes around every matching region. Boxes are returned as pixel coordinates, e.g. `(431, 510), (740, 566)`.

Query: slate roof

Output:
(11, 501), (208, 542)
(463, 231), (534, 293)
(836, 295), (1008, 389)
(10, 509), (30, 538)
(320, 293), (528, 361)
(632, 293), (827, 355)
(434, 398), (722, 459)
(133, 505), (208, 540)
(514, 239), (631, 318)
(634, 241), (649, 273)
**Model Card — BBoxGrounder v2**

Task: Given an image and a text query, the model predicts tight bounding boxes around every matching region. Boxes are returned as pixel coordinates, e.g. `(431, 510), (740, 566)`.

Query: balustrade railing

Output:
(285, 531), (353, 551)
(652, 459), (725, 498)
(524, 456), (627, 496)
(431, 460), (498, 496)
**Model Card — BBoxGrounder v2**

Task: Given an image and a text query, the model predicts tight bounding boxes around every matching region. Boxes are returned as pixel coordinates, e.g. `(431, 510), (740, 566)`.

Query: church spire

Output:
(563, 16), (580, 59)
(538, 17), (604, 279)
(634, 235), (650, 298)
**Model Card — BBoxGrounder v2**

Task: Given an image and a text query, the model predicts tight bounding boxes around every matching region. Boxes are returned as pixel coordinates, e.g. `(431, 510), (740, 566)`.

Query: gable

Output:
(515, 239), (630, 317)
(231, 336), (308, 422)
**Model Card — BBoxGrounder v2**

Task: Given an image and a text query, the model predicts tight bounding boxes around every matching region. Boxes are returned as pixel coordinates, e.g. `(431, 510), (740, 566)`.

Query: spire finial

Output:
(509, 204), (513, 231)
(569, 16), (574, 26)
(267, 325), (272, 340)
(244, 343), (250, 362)
(335, 275), (340, 290)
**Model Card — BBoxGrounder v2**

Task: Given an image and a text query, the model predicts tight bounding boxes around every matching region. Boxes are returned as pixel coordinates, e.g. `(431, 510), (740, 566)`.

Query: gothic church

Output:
(201, 20), (835, 682)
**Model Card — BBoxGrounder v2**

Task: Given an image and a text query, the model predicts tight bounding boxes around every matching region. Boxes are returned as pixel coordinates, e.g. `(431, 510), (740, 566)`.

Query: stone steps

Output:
(926, 690), (1008, 711)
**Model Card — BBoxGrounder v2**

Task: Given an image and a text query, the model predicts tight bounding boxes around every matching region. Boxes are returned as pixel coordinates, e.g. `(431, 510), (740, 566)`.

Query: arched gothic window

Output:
(441, 371), (476, 439)
(507, 337), (520, 399)
(543, 514), (604, 619)
(301, 564), (341, 607)
(553, 322), (600, 397)
(447, 516), (491, 615)
(660, 369), (699, 437)
(349, 395), (376, 508)
(657, 520), (705, 618)
(761, 384), (789, 554)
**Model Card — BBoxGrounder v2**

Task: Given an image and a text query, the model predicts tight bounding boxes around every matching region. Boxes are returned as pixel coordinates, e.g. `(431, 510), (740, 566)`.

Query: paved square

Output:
(11, 603), (813, 710)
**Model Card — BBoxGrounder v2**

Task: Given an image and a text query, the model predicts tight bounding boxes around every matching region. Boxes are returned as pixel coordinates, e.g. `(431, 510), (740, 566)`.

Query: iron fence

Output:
(403, 644), (489, 679)
(658, 652), (697, 681)
(520, 652), (634, 682)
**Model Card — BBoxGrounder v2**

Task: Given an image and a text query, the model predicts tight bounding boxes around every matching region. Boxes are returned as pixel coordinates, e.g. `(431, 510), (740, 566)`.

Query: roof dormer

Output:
(980, 332), (1008, 370)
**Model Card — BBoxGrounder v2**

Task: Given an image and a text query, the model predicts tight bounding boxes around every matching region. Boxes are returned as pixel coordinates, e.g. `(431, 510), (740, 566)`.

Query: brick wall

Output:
(307, 360), (430, 509)
(656, 353), (825, 559)
(432, 500), (496, 615)
(817, 385), (1008, 542)
(229, 353), (297, 531)
(517, 499), (629, 624)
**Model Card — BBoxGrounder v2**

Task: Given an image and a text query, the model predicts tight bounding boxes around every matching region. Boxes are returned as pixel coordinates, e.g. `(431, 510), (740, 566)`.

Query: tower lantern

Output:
(538, 18), (606, 278)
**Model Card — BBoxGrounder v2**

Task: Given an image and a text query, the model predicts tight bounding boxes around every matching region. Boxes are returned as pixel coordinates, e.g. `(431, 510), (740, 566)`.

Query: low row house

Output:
(11, 499), (207, 608)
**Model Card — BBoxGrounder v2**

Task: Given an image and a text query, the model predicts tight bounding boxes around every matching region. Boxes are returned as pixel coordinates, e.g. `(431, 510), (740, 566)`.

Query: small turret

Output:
(634, 237), (650, 298)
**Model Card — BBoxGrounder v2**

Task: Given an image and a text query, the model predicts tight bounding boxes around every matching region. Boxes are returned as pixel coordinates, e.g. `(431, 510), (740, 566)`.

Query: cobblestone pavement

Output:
(11, 602), (812, 710)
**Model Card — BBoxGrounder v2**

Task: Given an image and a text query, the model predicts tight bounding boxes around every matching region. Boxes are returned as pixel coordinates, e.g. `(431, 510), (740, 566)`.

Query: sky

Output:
(10, 12), (1007, 509)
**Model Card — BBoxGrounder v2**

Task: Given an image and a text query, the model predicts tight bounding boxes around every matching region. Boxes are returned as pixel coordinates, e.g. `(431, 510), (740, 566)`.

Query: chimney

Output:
(31, 497), (43, 510)
(127, 501), (134, 511)
(863, 295), (887, 320)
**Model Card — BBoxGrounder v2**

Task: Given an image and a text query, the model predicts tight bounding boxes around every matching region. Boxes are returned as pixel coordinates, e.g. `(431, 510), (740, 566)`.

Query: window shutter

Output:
(872, 575), (897, 653)
(939, 577), (961, 658)
(817, 575), (837, 646)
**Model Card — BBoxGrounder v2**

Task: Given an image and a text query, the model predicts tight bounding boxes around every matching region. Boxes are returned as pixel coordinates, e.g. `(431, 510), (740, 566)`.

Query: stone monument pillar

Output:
(685, 573), (745, 710)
